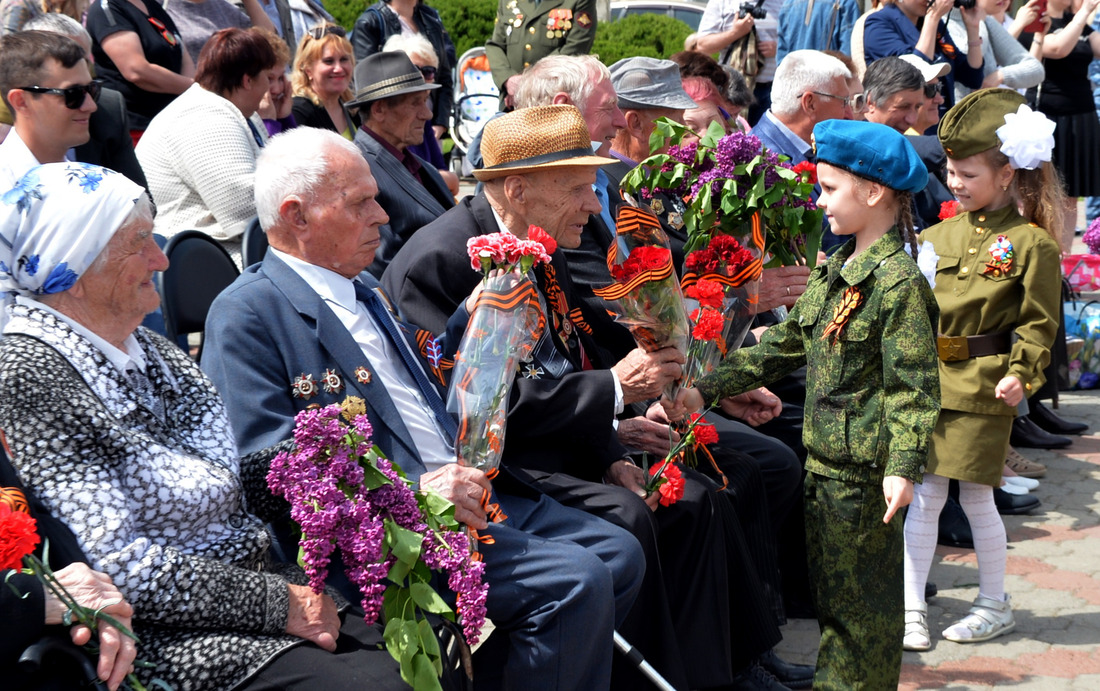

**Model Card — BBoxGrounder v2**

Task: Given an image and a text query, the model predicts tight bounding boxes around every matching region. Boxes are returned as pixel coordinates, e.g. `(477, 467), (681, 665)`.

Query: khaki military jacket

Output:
(485, 0), (598, 92)
(920, 206), (1061, 416)
(697, 230), (940, 484)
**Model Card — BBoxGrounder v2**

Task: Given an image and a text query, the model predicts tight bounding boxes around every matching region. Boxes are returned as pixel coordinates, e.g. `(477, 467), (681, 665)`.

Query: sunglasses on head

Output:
(923, 82), (943, 98)
(309, 24), (347, 40)
(418, 65), (437, 80)
(18, 79), (102, 109)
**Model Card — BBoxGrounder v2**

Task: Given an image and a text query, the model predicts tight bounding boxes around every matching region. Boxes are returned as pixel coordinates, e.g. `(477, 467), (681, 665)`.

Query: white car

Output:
(608, 0), (708, 31)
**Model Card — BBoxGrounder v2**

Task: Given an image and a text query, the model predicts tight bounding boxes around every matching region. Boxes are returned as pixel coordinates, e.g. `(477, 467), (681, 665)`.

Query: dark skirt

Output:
(1049, 110), (1100, 198)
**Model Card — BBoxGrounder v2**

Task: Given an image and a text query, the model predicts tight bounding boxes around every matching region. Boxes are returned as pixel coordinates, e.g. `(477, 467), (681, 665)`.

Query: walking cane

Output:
(614, 631), (677, 691)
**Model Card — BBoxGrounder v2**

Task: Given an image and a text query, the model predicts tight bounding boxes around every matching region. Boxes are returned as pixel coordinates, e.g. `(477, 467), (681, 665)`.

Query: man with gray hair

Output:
(751, 49), (851, 249)
(861, 56), (927, 135)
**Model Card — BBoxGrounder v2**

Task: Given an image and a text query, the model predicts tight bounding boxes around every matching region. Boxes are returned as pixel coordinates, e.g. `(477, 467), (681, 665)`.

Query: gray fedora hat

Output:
(609, 57), (697, 111)
(347, 51), (439, 108)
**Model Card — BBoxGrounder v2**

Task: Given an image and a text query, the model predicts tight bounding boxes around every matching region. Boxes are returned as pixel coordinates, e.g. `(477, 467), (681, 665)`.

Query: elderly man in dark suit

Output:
(348, 51), (454, 278)
(202, 125), (645, 691)
(383, 104), (805, 691)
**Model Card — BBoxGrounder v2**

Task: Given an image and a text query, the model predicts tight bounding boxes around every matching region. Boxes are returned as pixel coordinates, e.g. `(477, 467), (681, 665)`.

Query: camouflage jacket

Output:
(697, 229), (941, 484)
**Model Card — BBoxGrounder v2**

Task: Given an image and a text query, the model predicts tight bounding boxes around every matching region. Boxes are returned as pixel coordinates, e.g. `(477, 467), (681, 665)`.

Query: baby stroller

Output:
(450, 46), (499, 178)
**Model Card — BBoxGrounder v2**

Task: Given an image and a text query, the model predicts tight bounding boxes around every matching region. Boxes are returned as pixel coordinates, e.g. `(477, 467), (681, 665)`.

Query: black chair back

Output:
(241, 217), (269, 268)
(158, 231), (239, 358)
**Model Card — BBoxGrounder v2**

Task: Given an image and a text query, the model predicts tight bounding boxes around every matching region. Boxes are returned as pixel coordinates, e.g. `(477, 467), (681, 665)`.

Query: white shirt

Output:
(0, 130), (42, 189)
(699, 0), (783, 82)
(272, 248), (455, 472)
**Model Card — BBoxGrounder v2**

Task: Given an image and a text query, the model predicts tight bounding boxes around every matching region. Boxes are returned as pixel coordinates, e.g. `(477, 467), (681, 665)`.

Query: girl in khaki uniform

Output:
(903, 89), (1064, 651)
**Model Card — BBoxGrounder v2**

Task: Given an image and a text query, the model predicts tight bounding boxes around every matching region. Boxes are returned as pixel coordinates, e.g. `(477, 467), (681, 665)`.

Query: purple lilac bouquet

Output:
(268, 397), (488, 689)
(620, 119), (823, 267)
(1084, 217), (1100, 255)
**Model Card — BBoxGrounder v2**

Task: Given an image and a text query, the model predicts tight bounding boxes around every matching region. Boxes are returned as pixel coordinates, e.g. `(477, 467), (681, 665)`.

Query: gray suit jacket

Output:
(353, 129), (454, 278)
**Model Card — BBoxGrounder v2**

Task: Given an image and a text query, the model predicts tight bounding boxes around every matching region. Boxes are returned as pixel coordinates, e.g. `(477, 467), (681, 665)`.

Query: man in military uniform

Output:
(485, 0), (597, 108)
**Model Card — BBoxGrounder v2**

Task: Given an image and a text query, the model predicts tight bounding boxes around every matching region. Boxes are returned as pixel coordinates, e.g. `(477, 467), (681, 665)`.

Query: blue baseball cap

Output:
(811, 120), (927, 194)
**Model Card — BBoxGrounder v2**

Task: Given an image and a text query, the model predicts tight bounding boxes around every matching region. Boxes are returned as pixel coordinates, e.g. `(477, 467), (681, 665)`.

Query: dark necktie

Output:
(247, 118), (266, 149)
(354, 281), (458, 444)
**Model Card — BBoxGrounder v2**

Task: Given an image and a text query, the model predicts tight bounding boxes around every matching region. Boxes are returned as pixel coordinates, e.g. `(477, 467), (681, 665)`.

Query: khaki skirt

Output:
(926, 409), (1012, 487)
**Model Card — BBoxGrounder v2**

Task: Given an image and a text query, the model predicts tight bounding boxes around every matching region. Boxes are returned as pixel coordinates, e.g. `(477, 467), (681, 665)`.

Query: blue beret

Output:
(811, 120), (927, 194)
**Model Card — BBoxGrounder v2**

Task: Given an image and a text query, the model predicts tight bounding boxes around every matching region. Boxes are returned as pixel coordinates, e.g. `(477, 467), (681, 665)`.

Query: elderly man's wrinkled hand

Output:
(420, 464), (492, 530)
(604, 459), (659, 511)
(286, 585), (340, 651)
(718, 387), (781, 427)
(618, 415), (678, 456)
(50, 563), (136, 690)
(612, 347), (685, 404)
(757, 265), (810, 312)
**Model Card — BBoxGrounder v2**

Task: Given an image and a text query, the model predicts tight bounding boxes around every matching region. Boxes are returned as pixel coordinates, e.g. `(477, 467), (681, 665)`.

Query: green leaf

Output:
(412, 651), (443, 691)
(386, 521), (424, 567)
(361, 462), (393, 490)
(418, 617), (443, 673)
(383, 616), (418, 665)
(388, 557), (413, 584)
(410, 582), (452, 615)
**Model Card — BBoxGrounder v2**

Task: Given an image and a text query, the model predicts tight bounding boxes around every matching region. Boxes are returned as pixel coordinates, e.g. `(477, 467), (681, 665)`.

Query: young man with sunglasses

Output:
(0, 30), (100, 187)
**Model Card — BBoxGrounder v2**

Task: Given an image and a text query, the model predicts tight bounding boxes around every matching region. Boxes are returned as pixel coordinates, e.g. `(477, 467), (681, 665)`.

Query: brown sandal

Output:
(1005, 447), (1046, 479)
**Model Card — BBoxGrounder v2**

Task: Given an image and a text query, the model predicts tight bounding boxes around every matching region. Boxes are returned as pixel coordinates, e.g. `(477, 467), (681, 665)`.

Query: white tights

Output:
(903, 473), (1007, 609)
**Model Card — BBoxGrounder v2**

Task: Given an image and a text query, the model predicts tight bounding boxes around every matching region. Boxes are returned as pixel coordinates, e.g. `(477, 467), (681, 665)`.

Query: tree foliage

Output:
(592, 13), (693, 66)
(431, 0), (499, 58)
(324, 0), (365, 33)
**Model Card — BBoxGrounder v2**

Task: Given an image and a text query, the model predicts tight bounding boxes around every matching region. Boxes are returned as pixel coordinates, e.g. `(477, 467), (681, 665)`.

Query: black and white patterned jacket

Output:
(0, 303), (309, 690)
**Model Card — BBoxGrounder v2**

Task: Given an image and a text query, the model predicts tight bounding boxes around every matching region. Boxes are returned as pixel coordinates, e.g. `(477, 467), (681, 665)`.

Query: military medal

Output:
(321, 368), (343, 394)
(576, 11), (592, 27)
(982, 235), (1014, 277)
(292, 373), (319, 399)
(547, 8), (572, 38)
(354, 365), (372, 384)
(820, 286), (864, 343)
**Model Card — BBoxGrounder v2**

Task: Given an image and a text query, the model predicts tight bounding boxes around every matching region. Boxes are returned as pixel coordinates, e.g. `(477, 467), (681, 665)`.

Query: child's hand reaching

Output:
(994, 375), (1024, 407)
(661, 387), (705, 422)
(882, 476), (914, 524)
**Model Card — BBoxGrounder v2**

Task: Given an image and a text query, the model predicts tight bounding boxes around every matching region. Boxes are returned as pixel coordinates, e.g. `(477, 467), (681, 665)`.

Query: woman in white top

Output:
(946, 0), (1046, 101)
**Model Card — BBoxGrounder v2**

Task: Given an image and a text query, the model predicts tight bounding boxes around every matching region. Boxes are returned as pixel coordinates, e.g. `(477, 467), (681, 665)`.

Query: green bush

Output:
(432, 0), (498, 58)
(325, 0), (364, 33)
(592, 14), (693, 66)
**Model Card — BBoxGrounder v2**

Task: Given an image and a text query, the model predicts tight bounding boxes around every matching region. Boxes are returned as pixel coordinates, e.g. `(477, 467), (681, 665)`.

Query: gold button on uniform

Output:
(1025, 382), (1032, 391)
(529, 26), (535, 33)
(525, 44), (531, 50)
(961, 266), (969, 274)
(978, 215), (986, 222)
(976, 228), (983, 235)
(968, 248), (977, 254)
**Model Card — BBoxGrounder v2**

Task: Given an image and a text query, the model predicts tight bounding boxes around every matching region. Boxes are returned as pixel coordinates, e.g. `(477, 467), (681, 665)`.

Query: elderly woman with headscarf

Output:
(0, 162), (407, 690)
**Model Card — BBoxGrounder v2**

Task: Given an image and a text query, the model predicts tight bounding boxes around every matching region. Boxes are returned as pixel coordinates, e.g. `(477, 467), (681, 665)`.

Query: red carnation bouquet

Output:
(641, 411), (721, 506)
(593, 205), (690, 399)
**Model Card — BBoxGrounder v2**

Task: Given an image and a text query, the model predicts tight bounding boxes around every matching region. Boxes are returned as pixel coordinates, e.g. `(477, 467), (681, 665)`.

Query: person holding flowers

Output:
(665, 119), (941, 689)
(901, 90), (1063, 652)
(202, 126), (646, 691)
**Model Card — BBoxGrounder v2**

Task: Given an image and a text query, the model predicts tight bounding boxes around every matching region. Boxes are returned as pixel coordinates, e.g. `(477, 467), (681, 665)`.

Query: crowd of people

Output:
(0, 0), (1097, 689)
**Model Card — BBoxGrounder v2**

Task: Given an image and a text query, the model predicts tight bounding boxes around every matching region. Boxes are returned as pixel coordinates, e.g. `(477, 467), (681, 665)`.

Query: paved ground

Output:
(773, 211), (1100, 691)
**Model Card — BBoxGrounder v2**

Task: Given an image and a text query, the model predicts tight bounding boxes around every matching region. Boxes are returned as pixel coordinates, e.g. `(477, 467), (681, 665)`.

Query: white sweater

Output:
(137, 83), (265, 242)
(946, 14), (1045, 102)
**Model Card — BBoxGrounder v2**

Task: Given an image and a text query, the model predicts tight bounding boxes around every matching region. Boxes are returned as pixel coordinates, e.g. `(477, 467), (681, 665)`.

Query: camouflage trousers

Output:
(805, 472), (904, 690)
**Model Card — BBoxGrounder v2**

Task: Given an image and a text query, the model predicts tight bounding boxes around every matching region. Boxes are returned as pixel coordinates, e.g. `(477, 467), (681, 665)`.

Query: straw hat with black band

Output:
(474, 104), (615, 181)
(347, 51), (439, 109)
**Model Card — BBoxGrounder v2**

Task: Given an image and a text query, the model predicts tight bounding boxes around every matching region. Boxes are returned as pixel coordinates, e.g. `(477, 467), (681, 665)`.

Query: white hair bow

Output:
(996, 104), (1055, 170)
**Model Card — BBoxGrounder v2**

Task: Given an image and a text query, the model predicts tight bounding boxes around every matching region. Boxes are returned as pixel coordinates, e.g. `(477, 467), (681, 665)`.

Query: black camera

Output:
(738, 0), (768, 19)
(954, 0), (976, 8)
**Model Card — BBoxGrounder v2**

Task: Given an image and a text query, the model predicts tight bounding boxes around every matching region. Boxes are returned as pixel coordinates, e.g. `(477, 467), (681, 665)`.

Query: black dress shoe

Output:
(994, 487), (1041, 515)
(1029, 401), (1088, 436)
(938, 496), (973, 548)
(925, 581), (938, 599)
(756, 649), (812, 689)
(1011, 416), (1072, 450)
(728, 661), (793, 690)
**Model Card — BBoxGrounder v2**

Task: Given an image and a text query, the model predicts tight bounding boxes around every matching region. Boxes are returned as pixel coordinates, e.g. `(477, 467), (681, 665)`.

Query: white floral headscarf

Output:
(0, 162), (143, 327)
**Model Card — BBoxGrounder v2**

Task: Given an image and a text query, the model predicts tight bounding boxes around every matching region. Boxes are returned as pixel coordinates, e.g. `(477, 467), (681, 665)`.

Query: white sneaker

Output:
(943, 594), (1015, 643)
(999, 481), (1029, 496)
(1004, 475), (1040, 490)
(904, 603), (931, 651)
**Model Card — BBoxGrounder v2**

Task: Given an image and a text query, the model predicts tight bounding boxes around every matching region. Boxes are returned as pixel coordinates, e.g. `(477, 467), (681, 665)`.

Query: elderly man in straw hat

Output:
(383, 105), (778, 690)
(348, 51), (455, 278)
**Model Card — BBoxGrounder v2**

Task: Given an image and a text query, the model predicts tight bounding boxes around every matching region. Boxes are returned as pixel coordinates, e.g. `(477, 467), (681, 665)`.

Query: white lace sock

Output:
(904, 473), (949, 610)
(958, 480), (1007, 603)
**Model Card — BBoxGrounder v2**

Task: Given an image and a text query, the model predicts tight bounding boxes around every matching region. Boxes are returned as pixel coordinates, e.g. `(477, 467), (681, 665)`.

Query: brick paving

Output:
(774, 391), (1100, 689)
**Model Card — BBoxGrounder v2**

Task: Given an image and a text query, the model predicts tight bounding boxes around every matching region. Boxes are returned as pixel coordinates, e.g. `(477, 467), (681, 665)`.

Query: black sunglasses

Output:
(18, 79), (102, 109)
(923, 82), (943, 99)
(308, 24), (347, 40)
(418, 65), (437, 80)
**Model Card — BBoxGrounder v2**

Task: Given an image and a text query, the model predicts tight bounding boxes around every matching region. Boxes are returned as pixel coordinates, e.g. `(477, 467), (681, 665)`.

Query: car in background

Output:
(608, 0), (707, 31)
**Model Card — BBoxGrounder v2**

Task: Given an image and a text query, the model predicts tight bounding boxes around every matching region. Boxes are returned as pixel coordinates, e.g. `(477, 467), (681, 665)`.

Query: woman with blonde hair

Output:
(290, 23), (359, 138)
(0, 0), (88, 36)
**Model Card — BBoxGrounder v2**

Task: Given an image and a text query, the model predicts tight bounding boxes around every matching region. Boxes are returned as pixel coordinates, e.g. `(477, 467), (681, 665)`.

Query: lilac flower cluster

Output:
(267, 403), (489, 644)
(1084, 217), (1100, 255)
(714, 131), (763, 169)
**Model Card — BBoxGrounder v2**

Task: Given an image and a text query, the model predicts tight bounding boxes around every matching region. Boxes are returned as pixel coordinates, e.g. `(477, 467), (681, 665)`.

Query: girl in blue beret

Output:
(664, 119), (940, 689)
(903, 89), (1063, 652)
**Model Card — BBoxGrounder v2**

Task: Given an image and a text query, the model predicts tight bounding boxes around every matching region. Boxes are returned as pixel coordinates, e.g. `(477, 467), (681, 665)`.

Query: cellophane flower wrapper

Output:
(620, 119), (822, 269)
(593, 205), (691, 393)
(447, 272), (543, 474)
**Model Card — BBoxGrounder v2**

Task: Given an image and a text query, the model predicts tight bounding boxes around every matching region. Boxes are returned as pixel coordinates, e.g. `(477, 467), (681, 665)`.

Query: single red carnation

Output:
(685, 279), (726, 310)
(528, 226), (557, 255)
(649, 462), (685, 507)
(685, 248), (720, 273)
(939, 200), (961, 220)
(792, 161), (817, 185)
(689, 413), (719, 446)
(690, 307), (726, 342)
(0, 503), (39, 571)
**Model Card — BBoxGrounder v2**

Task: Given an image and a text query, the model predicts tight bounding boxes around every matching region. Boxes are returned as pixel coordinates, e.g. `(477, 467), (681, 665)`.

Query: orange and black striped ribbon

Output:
(680, 212), (765, 292)
(0, 486), (29, 513)
(821, 285), (864, 343)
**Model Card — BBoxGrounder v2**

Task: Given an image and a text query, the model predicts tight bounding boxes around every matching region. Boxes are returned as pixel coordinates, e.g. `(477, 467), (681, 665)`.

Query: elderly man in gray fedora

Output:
(349, 50), (455, 277)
